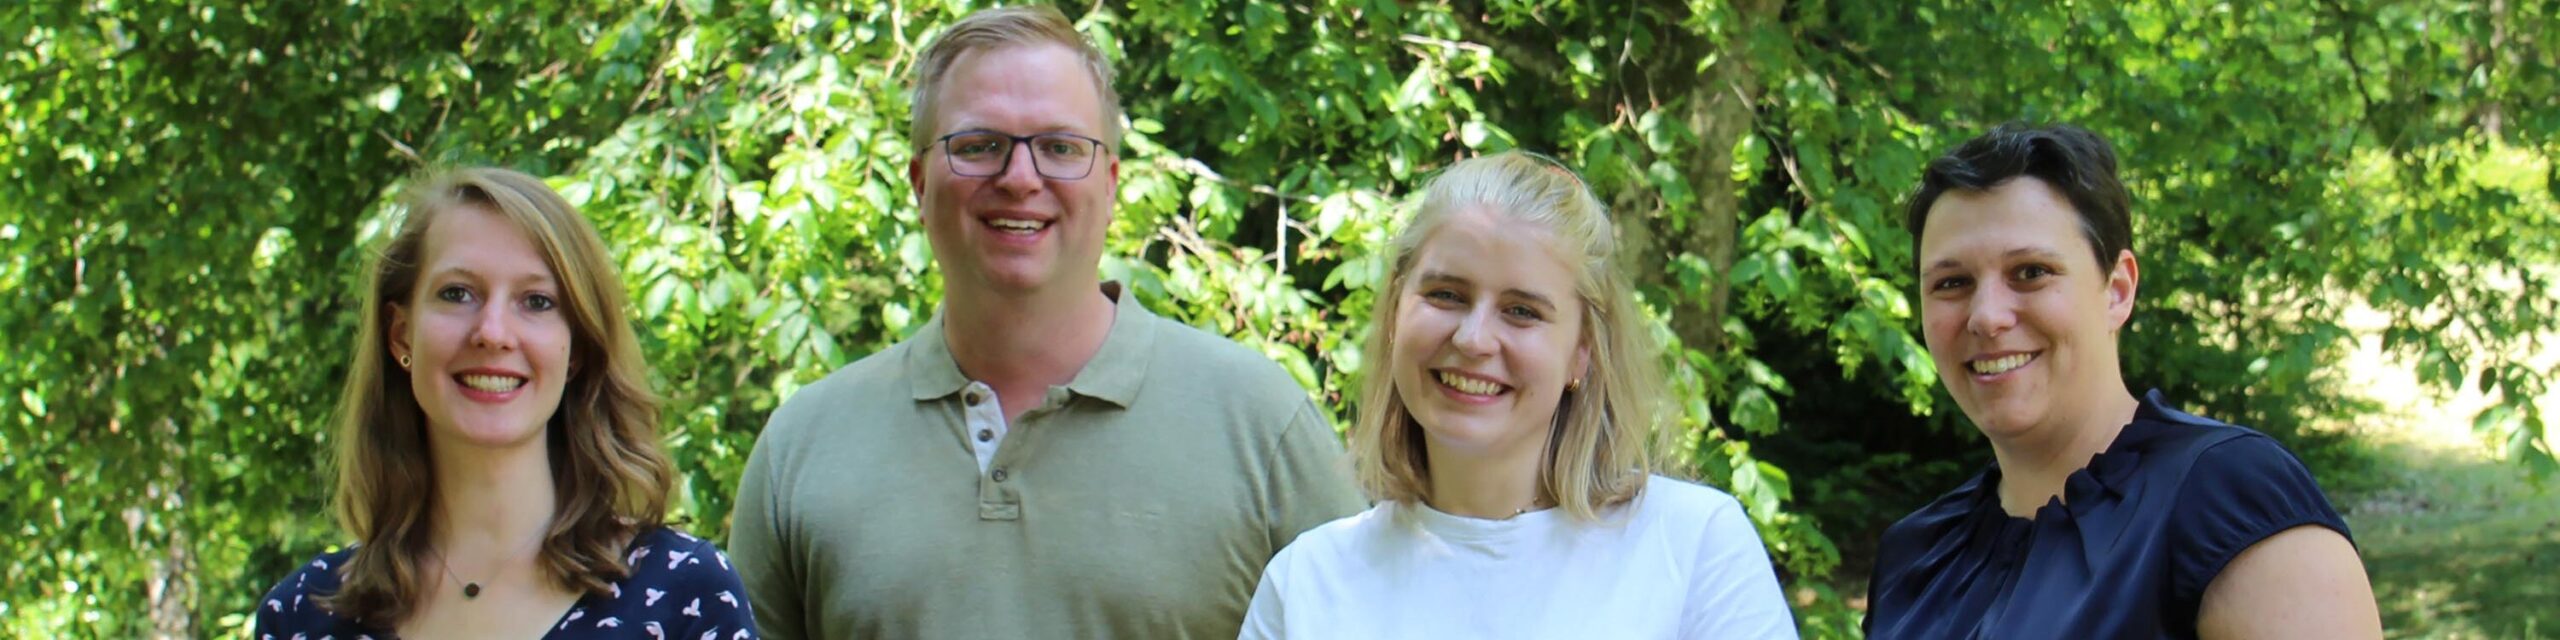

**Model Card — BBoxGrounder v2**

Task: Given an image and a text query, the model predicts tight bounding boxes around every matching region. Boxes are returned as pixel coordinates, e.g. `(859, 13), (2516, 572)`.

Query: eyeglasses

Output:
(933, 130), (1108, 180)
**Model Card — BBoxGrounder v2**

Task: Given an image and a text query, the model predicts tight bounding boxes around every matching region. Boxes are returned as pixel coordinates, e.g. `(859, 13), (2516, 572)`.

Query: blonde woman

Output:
(1241, 151), (1796, 639)
(253, 167), (756, 638)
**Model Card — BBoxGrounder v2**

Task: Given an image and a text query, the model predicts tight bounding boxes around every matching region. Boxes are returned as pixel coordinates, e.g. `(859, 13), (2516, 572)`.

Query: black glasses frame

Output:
(933, 130), (1109, 180)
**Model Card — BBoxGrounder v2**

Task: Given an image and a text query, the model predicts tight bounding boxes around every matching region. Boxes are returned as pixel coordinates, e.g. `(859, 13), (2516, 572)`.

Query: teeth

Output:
(461, 374), (525, 392)
(1434, 371), (1505, 396)
(1970, 353), (2033, 375)
(988, 218), (1045, 233)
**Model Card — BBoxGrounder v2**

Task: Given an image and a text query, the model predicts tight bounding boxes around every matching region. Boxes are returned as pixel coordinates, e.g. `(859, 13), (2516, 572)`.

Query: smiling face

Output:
(1916, 177), (2138, 439)
(389, 204), (574, 452)
(908, 42), (1120, 299)
(1390, 206), (1592, 464)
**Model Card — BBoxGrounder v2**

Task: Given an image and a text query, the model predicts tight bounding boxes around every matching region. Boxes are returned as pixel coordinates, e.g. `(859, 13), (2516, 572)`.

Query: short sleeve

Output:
(729, 420), (803, 640)
(1237, 554), (1290, 640)
(1681, 490), (1799, 639)
(251, 552), (366, 639)
(659, 537), (763, 640)
(2166, 434), (2352, 611)
(1260, 401), (1367, 551)
(250, 564), (313, 639)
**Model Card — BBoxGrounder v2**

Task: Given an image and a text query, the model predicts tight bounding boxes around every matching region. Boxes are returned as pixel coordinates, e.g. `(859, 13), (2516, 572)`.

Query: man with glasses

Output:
(727, 6), (1366, 639)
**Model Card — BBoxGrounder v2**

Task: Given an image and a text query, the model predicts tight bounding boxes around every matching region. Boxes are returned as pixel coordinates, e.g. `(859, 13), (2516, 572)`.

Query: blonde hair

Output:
(1351, 151), (1670, 522)
(909, 5), (1123, 148)
(320, 167), (674, 625)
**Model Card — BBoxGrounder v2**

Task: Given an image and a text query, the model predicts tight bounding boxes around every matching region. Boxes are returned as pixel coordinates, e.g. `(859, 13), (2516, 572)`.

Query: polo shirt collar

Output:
(904, 281), (1156, 408)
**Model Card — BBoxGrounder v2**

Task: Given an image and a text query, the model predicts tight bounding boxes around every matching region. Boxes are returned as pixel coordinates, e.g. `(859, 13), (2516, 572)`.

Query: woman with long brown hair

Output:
(253, 167), (755, 638)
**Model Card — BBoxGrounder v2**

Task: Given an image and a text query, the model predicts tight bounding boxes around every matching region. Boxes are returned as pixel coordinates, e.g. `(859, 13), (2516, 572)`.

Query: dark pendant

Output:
(462, 583), (482, 598)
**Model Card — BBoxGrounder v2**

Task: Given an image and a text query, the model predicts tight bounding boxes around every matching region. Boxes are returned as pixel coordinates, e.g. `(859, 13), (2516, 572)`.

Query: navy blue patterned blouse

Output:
(1864, 390), (2352, 639)
(254, 527), (759, 639)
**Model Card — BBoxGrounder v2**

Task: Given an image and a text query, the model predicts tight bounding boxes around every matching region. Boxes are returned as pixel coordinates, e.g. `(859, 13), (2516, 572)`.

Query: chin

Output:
(1416, 415), (1529, 455)
(447, 418), (549, 448)
(1966, 403), (2048, 439)
(978, 264), (1060, 292)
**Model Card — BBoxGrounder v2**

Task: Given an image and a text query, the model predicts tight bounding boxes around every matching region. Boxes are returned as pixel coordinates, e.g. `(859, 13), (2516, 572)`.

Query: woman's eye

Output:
(1422, 289), (1461, 303)
(437, 285), (472, 303)
(1930, 276), (1969, 292)
(2014, 264), (2053, 280)
(525, 293), (558, 312)
(1504, 305), (1544, 321)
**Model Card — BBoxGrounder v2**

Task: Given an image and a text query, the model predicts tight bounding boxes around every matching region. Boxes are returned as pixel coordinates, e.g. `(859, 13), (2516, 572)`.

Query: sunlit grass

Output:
(2346, 439), (2560, 639)
(2336, 302), (2560, 639)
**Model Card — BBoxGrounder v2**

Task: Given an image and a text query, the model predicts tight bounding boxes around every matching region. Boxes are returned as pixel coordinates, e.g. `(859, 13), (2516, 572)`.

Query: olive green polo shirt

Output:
(730, 283), (1366, 640)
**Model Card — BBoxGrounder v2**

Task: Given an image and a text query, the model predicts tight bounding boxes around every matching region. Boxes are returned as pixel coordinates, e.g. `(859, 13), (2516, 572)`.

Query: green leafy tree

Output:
(3, 1), (2550, 637)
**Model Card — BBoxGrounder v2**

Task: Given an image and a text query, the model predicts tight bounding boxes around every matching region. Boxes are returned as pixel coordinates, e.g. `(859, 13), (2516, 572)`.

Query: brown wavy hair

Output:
(318, 166), (674, 625)
(1350, 151), (1672, 522)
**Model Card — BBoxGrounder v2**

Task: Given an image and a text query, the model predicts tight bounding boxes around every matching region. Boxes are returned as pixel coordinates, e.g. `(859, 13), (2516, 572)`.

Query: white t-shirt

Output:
(1240, 475), (1799, 639)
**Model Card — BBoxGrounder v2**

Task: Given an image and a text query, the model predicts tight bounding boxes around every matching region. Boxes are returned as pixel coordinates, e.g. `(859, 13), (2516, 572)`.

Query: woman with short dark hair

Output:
(1865, 124), (2379, 639)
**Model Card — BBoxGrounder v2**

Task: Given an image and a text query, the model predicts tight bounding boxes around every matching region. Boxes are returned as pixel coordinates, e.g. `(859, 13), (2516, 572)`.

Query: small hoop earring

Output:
(397, 355), (412, 369)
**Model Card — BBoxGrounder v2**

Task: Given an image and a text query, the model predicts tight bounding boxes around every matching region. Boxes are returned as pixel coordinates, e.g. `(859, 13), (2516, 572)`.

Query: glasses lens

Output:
(1030, 135), (1096, 179)
(946, 132), (1011, 176)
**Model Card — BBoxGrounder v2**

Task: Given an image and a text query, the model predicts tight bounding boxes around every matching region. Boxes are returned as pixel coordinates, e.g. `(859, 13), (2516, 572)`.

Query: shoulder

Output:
(1142, 314), (1309, 405)
(2119, 390), (2282, 468)
(759, 339), (914, 440)
(1633, 475), (1748, 519)
(2128, 396), (2352, 608)
(254, 547), (363, 634)
(1626, 475), (1755, 538)
(579, 528), (758, 636)
(1876, 468), (1994, 561)
(1264, 503), (1395, 575)
(1629, 476), (1767, 554)
(2160, 425), (2345, 538)
(2127, 400), (2333, 511)
(619, 529), (756, 610)
(624, 527), (746, 587)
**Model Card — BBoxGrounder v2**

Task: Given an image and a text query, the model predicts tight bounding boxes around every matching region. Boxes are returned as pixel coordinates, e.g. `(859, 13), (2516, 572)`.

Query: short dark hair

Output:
(1904, 123), (2134, 273)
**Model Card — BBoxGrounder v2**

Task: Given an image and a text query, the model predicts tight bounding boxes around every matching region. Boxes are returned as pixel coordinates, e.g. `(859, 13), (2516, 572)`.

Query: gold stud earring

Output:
(1567, 378), (1583, 392)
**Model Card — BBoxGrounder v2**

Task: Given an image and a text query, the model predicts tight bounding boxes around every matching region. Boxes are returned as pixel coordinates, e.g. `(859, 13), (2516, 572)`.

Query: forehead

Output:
(933, 43), (1105, 135)
(1409, 207), (1580, 291)
(421, 204), (556, 281)
(1916, 178), (2091, 264)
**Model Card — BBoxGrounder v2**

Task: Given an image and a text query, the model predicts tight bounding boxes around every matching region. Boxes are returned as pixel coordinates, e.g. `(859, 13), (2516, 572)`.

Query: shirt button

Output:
(976, 429), (994, 442)
(964, 390), (985, 406)
(991, 468), (1009, 482)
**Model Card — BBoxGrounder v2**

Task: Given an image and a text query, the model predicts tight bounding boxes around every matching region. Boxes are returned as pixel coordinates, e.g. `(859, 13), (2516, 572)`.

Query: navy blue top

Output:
(1864, 390), (2352, 639)
(254, 526), (758, 640)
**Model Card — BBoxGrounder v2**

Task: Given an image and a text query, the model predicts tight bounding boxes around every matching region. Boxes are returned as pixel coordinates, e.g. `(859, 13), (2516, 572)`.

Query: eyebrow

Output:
(427, 266), (556, 288)
(1924, 246), (2071, 273)
(948, 124), (1093, 138)
(1415, 270), (1560, 311)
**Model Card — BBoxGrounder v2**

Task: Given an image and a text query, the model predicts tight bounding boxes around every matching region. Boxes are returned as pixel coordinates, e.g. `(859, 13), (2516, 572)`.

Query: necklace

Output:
(1510, 497), (1552, 518)
(431, 549), (484, 599)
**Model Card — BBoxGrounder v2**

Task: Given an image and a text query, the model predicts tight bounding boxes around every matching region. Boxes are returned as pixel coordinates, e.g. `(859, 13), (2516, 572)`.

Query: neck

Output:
(941, 282), (1116, 418)
(428, 433), (559, 574)
(1987, 387), (2140, 517)
(1420, 440), (1550, 519)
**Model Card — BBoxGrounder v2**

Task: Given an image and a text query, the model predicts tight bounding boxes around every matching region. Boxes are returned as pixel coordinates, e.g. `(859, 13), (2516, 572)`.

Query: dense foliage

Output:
(4, 1), (2552, 637)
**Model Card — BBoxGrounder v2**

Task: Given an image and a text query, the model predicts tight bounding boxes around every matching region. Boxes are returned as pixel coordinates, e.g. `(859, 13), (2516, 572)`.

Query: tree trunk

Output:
(1632, 0), (1776, 356)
